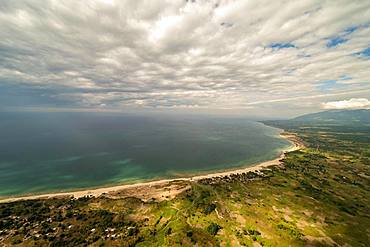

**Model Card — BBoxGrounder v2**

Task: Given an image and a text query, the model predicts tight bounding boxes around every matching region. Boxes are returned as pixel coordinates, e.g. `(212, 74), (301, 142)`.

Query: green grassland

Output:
(0, 123), (369, 246)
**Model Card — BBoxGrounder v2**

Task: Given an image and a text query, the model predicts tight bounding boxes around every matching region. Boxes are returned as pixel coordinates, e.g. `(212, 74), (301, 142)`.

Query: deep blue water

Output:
(0, 112), (290, 196)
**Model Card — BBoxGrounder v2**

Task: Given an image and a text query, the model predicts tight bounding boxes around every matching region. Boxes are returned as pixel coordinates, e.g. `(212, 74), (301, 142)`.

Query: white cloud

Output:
(322, 98), (370, 109)
(0, 0), (369, 115)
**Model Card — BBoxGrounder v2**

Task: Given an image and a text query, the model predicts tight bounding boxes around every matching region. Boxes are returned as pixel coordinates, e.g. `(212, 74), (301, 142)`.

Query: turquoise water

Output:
(0, 112), (291, 196)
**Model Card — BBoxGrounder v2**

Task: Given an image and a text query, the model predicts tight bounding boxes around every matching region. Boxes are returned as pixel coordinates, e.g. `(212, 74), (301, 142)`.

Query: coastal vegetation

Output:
(0, 112), (369, 246)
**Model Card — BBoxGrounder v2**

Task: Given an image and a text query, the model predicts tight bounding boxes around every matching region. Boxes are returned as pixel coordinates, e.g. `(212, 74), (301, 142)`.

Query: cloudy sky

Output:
(0, 0), (370, 117)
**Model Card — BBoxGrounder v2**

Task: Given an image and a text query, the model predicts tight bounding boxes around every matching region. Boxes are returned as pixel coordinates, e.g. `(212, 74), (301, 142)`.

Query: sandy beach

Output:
(0, 132), (304, 204)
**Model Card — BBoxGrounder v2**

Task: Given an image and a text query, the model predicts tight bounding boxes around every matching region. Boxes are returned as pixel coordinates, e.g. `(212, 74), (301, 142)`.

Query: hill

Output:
(262, 109), (370, 133)
(292, 109), (370, 124)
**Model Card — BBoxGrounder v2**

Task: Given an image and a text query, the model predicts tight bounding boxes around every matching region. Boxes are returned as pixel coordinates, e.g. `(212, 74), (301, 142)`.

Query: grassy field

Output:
(0, 123), (369, 246)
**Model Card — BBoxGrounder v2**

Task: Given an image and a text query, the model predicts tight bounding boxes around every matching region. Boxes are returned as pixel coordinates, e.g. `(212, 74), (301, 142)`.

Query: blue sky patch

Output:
(354, 46), (370, 59)
(326, 37), (348, 48)
(318, 75), (353, 91)
(339, 75), (352, 80)
(269, 42), (295, 49)
(325, 25), (365, 48)
(344, 26), (358, 34)
(360, 46), (370, 57)
(317, 80), (346, 91)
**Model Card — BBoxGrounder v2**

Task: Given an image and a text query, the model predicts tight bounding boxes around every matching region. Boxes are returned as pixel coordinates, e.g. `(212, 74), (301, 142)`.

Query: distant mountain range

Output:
(262, 109), (370, 132)
(292, 109), (370, 124)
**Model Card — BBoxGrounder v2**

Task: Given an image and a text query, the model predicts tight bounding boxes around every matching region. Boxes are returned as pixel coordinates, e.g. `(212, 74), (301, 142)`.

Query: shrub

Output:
(206, 222), (221, 236)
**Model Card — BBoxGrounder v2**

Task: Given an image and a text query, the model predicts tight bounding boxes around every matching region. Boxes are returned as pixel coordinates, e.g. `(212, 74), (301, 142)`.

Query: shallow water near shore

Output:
(0, 112), (291, 197)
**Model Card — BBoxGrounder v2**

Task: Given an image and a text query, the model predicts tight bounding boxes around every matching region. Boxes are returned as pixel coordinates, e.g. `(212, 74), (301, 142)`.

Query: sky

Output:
(0, 0), (370, 118)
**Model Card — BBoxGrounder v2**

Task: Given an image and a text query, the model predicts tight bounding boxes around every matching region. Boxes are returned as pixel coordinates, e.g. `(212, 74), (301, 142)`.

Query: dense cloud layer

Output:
(1, 0), (370, 116)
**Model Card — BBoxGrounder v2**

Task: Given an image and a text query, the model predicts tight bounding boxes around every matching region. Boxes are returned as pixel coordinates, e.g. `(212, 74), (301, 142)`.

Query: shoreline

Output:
(0, 132), (304, 204)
